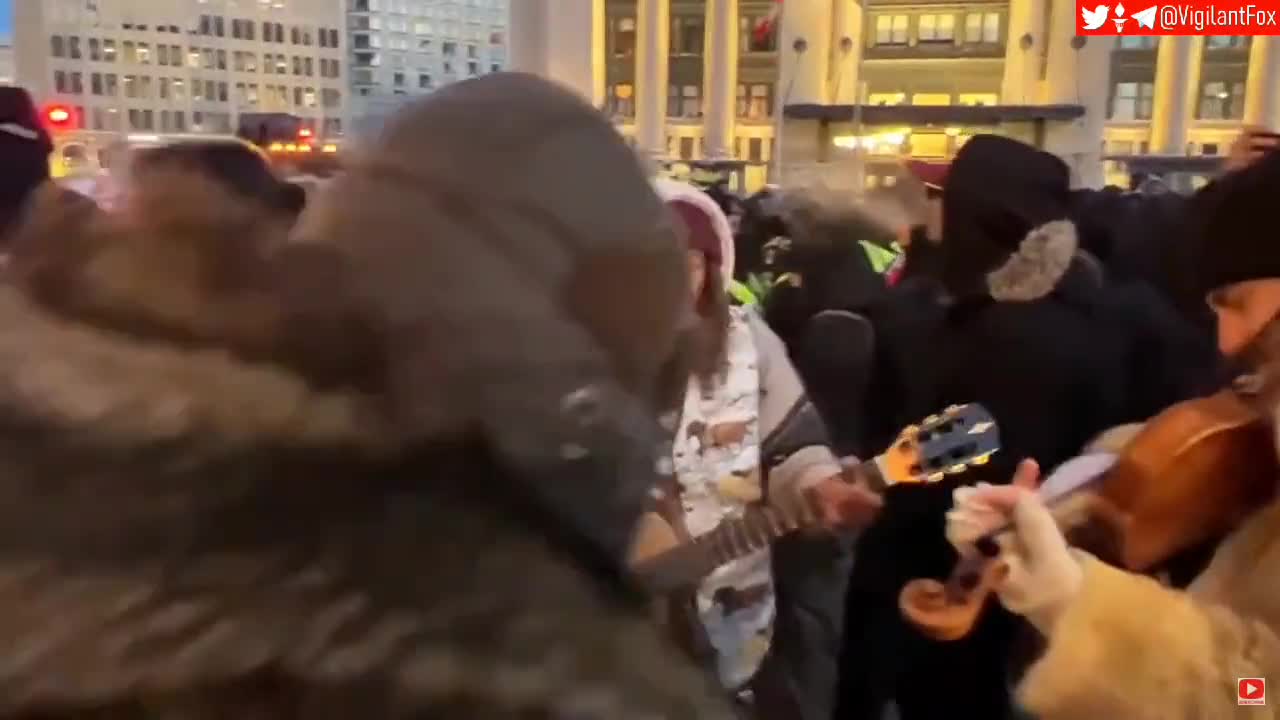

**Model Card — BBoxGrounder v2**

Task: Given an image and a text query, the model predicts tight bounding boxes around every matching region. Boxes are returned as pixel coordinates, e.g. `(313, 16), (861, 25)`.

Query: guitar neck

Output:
(633, 457), (890, 594)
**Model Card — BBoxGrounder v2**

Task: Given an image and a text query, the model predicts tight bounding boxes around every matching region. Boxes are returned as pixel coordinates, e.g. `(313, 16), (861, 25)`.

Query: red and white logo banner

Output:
(1076, 0), (1280, 35)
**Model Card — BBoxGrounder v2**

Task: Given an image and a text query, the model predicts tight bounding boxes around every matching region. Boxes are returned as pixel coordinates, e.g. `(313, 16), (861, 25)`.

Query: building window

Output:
(612, 17), (636, 57)
(679, 136), (696, 160)
(68, 36), (82, 60)
(748, 137), (764, 163)
(419, 73), (433, 89)
(875, 15), (909, 45)
(1109, 81), (1155, 120)
(138, 43), (150, 64)
(608, 83), (635, 116)
(1118, 36), (1158, 49)
(668, 84), (702, 118)
(1206, 35), (1249, 49)
(88, 38), (101, 61)
(918, 14), (956, 42)
(867, 92), (906, 105)
(741, 14), (779, 52)
(91, 72), (103, 95)
(53, 70), (67, 93)
(1199, 80), (1246, 119)
(736, 83), (773, 120)
(672, 15), (704, 56)
(965, 12), (1000, 43)
(51, 36), (65, 58)
(958, 92), (998, 106)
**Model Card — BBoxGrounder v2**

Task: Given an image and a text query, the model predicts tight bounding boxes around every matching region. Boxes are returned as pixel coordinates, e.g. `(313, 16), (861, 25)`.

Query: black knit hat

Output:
(1185, 148), (1280, 297)
(0, 87), (54, 153)
(0, 88), (55, 242)
(939, 134), (1072, 298)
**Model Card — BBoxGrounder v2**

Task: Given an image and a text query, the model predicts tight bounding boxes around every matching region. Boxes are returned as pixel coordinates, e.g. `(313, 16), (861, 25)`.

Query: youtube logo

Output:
(1239, 677), (1266, 705)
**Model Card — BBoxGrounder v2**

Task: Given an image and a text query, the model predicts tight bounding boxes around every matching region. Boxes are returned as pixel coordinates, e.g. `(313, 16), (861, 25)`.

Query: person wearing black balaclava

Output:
(0, 87), (55, 244)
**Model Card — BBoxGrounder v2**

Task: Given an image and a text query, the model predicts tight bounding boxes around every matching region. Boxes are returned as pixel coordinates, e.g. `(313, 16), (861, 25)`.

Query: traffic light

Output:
(44, 104), (74, 132)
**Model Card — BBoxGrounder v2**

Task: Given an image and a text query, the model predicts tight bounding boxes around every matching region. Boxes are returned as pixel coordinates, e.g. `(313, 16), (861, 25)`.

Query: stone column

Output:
(508, 0), (550, 77)
(1041, 29), (1115, 188)
(1150, 36), (1202, 155)
(702, 0), (739, 159)
(779, 0), (833, 106)
(830, 0), (863, 104)
(635, 0), (671, 158)
(546, 0), (607, 108)
(1001, 0), (1047, 104)
(510, 0), (605, 109)
(1244, 36), (1280, 130)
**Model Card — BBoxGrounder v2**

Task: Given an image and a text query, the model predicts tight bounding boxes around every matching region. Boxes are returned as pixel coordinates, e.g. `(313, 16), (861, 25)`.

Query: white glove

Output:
(945, 482), (1007, 551)
(945, 461), (1083, 634)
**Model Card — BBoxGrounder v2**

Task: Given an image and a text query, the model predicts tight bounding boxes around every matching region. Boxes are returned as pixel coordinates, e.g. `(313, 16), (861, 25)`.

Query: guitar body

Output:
(628, 511), (719, 665)
(628, 511), (681, 566)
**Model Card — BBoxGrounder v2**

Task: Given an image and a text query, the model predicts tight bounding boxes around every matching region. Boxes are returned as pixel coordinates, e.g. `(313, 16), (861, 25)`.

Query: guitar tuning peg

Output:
(927, 472), (946, 483)
(971, 454), (990, 465)
(947, 464), (967, 474)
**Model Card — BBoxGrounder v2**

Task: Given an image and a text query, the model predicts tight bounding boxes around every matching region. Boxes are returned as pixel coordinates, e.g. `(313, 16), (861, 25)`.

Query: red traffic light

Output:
(44, 105), (73, 130)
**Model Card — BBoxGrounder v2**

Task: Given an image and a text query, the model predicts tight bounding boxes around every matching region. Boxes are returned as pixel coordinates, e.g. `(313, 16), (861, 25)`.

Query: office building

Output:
(512, 0), (1280, 190)
(0, 42), (14, 85)
(346, 0), (509, 135)
(14, 0), (349, 170)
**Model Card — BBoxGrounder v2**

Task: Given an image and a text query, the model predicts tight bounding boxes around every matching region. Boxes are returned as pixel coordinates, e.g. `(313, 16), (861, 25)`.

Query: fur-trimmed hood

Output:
(984, 219), (1079, 302)
(1, 171), (388, 458)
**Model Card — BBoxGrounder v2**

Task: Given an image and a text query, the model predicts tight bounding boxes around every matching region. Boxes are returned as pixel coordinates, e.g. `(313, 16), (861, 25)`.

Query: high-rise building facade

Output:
(346, 0), (508, 135)
(513, 0), (1280, 190)
(0, 42), (14, 85)
(14, 0), (349, 171)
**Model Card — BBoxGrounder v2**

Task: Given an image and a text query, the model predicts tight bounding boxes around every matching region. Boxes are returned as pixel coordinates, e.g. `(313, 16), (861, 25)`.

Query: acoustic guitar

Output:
(628, 403), (1002, 596)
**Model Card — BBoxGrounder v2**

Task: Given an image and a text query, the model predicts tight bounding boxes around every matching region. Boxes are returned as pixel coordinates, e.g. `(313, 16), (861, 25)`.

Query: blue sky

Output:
(0, 0), (11, 41)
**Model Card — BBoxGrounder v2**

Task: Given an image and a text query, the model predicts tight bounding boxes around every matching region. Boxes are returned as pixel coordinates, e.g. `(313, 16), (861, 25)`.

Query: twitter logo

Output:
(1082, 4), (1109, 29)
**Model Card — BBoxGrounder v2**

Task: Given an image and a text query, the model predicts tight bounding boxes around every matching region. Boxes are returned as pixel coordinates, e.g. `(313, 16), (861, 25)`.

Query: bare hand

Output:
(810, 475), (884, 529)
(1224, 126), (1280, 174)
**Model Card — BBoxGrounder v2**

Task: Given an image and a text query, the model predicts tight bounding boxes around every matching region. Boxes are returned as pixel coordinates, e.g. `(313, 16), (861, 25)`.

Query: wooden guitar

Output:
(628, 403), (1002, 595)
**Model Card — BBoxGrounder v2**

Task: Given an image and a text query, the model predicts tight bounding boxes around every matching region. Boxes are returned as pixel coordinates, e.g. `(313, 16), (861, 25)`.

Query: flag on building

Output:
(753, 0), (782, 46)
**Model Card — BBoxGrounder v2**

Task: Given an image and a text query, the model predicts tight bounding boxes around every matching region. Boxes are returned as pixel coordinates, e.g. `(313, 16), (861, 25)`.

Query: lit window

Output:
(875, 15), (909, 45)
(918, 14), (955, 42)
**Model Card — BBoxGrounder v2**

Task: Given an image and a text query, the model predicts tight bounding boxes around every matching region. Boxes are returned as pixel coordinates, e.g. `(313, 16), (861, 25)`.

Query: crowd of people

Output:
(1, 72), (1279, 719)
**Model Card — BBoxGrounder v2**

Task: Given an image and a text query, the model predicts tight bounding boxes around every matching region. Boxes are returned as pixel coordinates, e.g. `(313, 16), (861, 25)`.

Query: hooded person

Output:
(0, 72), (733, 719)
(0, 87), (55, 244)
(838, 135), (1213, 720)
(944, 146), (1280, 720)
(646, 179), (881, 719)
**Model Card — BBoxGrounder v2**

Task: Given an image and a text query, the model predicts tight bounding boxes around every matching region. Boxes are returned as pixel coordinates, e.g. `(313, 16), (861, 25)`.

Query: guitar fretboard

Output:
(632, 459), (886, 594)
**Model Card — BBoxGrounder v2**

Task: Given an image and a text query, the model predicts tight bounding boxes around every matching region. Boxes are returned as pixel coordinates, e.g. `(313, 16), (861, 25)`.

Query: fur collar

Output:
(985, 220), (1078, 302)
(0, 173), (387, 455)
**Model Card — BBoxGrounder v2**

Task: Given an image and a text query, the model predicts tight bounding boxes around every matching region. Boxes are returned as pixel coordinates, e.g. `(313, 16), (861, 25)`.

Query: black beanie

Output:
(939, 135), (1072, 298)
(0, 88), (55, 243)
(1186, 148), (1280, 297)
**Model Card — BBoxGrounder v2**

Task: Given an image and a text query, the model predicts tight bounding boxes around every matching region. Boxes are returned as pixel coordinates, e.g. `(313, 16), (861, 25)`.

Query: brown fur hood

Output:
(1, 172), (388, 455)
(0, 168), (729, 719)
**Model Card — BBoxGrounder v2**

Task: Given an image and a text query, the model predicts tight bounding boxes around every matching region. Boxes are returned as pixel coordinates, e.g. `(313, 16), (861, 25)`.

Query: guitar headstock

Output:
(881, 404), (1000, 486)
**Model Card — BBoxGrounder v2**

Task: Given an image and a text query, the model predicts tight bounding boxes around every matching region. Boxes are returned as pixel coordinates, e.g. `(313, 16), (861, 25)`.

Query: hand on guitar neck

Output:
(806, 460), (887, 530)
(629, 404), (1003, 595)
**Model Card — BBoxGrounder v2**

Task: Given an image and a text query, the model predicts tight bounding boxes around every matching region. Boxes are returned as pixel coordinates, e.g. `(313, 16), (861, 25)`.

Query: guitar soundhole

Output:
(909, 462), (923, 475)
